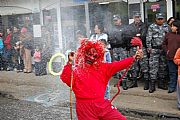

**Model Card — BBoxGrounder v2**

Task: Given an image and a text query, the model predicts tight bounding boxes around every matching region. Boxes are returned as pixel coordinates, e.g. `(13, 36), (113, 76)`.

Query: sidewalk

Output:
(110, 78), (180, 119)
(0, 71), (179, 119)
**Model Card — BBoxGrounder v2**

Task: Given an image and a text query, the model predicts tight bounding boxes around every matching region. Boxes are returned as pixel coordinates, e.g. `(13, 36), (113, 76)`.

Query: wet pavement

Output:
(0, 97), (77, 120)
(0, 71), (180, 120)
(0, 96), (146, 120)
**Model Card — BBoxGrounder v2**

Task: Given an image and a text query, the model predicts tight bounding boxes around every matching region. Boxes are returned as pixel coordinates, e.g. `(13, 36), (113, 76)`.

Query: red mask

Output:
(75, 39), (104, 67)
(85, 48), (98, 64)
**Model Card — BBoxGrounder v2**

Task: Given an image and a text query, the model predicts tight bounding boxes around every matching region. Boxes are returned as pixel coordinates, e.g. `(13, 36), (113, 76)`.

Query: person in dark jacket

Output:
(108, 14), (128, 90)
(10, 26), (20, 48)
(11, 26), (23, 72)
(40, 26), (52, 75)
(162, 20), (180, 93)
(125, 12), (149, 90)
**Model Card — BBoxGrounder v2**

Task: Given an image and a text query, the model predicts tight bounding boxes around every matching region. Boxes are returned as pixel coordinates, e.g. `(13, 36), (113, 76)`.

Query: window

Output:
(144, 0), (167, 25)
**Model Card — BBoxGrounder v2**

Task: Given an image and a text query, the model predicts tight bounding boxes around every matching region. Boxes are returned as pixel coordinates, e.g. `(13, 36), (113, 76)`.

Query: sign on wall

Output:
(151, 4), (160, 12)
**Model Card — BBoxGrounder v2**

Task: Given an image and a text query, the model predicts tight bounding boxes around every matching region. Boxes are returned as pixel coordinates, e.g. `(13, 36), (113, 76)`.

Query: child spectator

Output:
(174, 48), (180, 110)
(14, 41), (24, 72)
(100, 39), (112, 99)
(33, 46), (41, 76)
(11, 26), (20, 71)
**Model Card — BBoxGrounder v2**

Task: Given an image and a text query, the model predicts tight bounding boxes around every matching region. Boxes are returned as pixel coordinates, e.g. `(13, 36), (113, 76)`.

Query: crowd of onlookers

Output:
(0, 25), (52, 76)
(0, 12), (179, 109)
(75, 12), (180, 110)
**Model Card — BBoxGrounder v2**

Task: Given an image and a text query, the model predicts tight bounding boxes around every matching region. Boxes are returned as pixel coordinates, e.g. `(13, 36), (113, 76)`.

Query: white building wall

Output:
(128, 0), (141, 24)
(166, 0), (173, 20)
(0, 0), (60, 15)
(128, 0), (141, 4)
(0, 0), (63, 51)
(128, 0), (173, 23)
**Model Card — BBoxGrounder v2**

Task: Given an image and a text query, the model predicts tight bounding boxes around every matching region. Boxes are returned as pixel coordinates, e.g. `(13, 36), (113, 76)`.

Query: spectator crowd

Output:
(0, 12), (180, 110)
(0, 25), (52, 76)
(75, 12), (180, 110)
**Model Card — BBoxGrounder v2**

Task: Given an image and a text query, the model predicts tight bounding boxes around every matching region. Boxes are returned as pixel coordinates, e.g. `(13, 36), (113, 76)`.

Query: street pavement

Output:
(0, 97), (77, 120)
(0, 71), (180, 119)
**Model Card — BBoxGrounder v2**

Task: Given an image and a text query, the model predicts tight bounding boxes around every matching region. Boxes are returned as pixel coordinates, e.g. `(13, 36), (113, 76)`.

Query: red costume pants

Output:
(76, 99), (126, 120)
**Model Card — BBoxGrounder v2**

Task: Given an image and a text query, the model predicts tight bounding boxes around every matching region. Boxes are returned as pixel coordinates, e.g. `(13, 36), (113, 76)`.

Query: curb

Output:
(119, 107), (180, 120)
(0, 91), (179, 120)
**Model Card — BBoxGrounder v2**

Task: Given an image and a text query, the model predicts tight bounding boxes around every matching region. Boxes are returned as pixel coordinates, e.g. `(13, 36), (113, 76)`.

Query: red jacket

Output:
(174, 48), (180, 85)
(174, 48), (180, 76)
(60, 57), (134, 103)
(4, 33), (12, 49)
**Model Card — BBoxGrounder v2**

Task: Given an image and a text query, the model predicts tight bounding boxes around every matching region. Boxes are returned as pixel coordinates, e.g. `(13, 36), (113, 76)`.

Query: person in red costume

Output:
(60, 38), (143, 120)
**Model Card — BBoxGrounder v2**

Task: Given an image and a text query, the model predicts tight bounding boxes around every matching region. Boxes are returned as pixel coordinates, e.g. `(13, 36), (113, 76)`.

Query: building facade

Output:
(0, 0), (179, 53)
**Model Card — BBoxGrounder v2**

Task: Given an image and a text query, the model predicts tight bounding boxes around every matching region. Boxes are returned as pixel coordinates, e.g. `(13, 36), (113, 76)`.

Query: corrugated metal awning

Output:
(0, 6), (32, 15)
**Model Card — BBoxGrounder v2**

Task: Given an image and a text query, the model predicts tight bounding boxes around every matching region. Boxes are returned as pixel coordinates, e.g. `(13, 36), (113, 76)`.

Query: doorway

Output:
(174, 0), (180, 19)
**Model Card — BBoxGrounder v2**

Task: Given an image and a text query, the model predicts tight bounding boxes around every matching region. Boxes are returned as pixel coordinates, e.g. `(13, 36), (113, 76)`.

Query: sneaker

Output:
(23, 69), (27, 73)
(158, 85), (168, 90)
(14, 68), (17, 72)
(35, 74), (40, 76)
(6, 68), (10, 71)
(168, 89), (176, 93)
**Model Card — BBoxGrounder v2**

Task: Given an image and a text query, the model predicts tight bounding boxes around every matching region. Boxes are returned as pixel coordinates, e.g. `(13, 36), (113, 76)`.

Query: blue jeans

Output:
(34, 62), (41, 75)
(104, 81), (110, 100)
(3, 49), (12, 69)
(167, 60), (178, 90)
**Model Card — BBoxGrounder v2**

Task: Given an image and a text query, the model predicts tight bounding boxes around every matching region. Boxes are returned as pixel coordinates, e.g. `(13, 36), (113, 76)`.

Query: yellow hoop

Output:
(48, 52), (66, 76)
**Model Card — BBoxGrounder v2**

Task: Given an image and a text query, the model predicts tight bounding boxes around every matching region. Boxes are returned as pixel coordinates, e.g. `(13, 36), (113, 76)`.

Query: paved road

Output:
(0, 96), (157, 120)
(0, 71), (180, 120)
(0, 97), (77, 120)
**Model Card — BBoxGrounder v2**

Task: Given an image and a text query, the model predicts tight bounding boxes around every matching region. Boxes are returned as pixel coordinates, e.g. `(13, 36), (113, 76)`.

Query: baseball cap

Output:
(156, 13), (164, 19)
(133, 12), (141, 17)
(113, 15), (121, 21)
